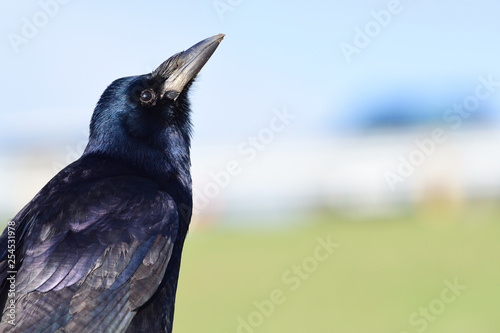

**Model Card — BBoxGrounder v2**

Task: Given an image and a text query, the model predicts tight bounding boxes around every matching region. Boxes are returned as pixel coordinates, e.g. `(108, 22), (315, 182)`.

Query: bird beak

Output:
(153, 34), (225, 101)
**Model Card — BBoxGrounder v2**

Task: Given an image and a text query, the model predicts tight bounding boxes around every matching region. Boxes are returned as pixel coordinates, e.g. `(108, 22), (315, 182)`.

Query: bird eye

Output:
(139, 89), (155, 104)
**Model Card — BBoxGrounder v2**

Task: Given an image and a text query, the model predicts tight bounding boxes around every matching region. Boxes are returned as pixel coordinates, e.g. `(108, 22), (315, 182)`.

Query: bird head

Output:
(84, 34), (224, 180)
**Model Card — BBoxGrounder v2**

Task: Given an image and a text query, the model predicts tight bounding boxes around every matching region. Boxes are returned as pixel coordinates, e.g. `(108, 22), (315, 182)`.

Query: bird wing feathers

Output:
(0, 175), (178, 333)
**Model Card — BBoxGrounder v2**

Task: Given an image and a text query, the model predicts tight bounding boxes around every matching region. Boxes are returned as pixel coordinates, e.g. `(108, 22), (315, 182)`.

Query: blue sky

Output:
(1, 0), (500, 149)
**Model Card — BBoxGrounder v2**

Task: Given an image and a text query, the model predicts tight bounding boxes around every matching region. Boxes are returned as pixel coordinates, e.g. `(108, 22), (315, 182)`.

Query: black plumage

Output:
(0, 34), (224, 332)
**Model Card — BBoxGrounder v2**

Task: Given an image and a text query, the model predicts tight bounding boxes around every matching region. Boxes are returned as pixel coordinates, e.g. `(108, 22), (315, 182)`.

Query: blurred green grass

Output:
(1, 203), (498, 332)
(174, 207), (500, 333)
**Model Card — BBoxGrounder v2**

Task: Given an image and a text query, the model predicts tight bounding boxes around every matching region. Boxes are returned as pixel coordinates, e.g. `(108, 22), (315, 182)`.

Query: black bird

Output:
(0, 33), (224, 332)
